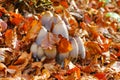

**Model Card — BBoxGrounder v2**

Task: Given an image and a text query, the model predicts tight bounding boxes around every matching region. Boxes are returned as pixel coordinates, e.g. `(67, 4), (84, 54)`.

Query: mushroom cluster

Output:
(30, 10), (86, 63)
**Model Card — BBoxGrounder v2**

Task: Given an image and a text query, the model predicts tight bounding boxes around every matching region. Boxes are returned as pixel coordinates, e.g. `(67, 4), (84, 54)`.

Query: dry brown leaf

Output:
(64, 10), (79, 36)
(22, 20), (42, 43)
(4, 29), (13, 47)
(0, 63), (6, 71)
(14, 52), (29, 65)
(67, 66), (81, 79)
(8, 65), (18, 71)
(41, 32), (59, 49)
(31, 62), (42, 68)
(18, 52), (32, 70)
(0, 78), (15, 80)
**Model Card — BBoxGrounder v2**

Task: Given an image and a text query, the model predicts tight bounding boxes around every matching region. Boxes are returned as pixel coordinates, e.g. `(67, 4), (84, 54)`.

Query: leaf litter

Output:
(0, 0), (120, 80)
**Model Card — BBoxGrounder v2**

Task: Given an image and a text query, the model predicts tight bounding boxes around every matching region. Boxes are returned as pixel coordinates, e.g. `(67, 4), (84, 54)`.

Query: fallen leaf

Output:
(41, 32), (59, 49)
(14, 52), (29, 65)
(31, 62), (42, 68)
(9, 12), (24, 25)
(86, 41), (102, 55)
(54, 74), (64, 80)
(67, 66), (81, 79)
(60, 0), (69, 8)
(4, 29), (13, 47)
(0, 63), (6, 71)
(22, 20), (42, 44)
(94, 72), (107, 80)
(57, 35), (72, 53)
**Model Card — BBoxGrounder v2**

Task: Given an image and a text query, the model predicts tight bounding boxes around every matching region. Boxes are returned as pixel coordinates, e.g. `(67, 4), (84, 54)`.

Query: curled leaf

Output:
(57, 35), (72, 53)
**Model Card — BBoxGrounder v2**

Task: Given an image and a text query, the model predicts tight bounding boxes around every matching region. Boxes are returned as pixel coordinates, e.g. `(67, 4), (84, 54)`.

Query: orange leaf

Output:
(117, 1), (120, 6)
(81, 66), (92, 73)
(0, 63), (6, 71)
(86, 42), (102, 55)
(23, 20), (42, 42)
(94, 72), (107, 80)
(9, 12), (24, 25)
(14, 52), (28, 65)
(55, 8), (63, 14)
(54, 74), (64, 80)
(60, 0), (69, 8)
(8, 65), (18, 71)
(21, 22), (29, 34)
(68, 18), (78, 36)
(31, 62), (42, 68)
(80, 22), (87, 30)
(4, 29), (13, 47)
(115, 52), (120, 57)
(100, 43), (109, 52)
(89, 26), (99, 39)
(0, 7), (7, 14)
(58, 35), (72, 53)
(67, 67), (81, 79)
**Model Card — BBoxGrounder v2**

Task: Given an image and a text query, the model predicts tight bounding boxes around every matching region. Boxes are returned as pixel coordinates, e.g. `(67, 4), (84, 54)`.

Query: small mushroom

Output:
(52, 20), (69, 40)
(57, 52), (69, 64)
(41, 11), (53, 31)
(30, 42), (38, 58)
(37, 46), (45, 59)
(36, 26), (48, 45)
(44, 47), (57, 59)
(74, 36), (86, 59)
(69, 37), (79, 59)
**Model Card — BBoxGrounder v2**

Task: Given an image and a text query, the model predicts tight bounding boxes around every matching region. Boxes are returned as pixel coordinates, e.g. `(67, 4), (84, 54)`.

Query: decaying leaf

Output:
(14, 52), (30, 65)
(4, 29), (13, 47)
(0, 63), (6, 71)
(31, 62), (42, 68)
(33, 69), (50, 80)
(41, 32), (59, 49)
(22, 20), (42, 43)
